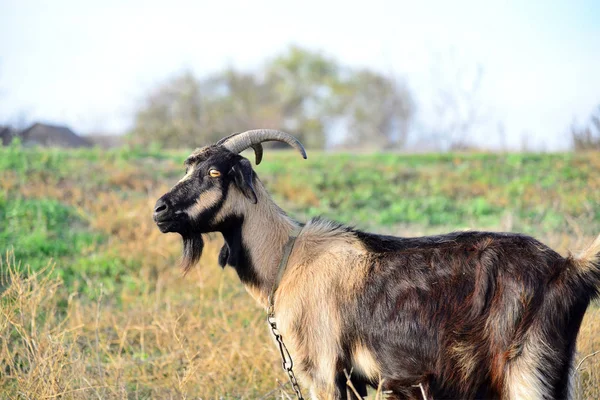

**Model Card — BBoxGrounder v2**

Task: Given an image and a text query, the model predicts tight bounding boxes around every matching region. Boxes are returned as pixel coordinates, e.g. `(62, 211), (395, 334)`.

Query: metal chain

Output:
(267, 300), (304, 400)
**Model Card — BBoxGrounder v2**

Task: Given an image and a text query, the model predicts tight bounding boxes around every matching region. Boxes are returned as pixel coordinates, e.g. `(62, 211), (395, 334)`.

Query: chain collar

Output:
(267, 225), (304, 400)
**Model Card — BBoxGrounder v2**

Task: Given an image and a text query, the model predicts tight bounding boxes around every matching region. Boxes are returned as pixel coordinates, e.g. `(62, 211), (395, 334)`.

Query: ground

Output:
(1, 144), (599, 398)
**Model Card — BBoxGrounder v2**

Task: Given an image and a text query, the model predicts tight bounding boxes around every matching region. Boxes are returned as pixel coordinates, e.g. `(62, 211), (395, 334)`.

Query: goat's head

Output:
(153, 129), (306, 270)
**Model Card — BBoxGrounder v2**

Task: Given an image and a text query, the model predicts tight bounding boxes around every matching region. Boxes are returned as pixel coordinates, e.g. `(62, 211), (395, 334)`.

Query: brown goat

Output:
(153, 129), (600, 399)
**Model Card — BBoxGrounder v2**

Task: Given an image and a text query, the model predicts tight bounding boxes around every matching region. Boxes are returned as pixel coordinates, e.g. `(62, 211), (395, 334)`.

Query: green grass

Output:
(0, 197), (101, 269)
(260, 151), (600, 233)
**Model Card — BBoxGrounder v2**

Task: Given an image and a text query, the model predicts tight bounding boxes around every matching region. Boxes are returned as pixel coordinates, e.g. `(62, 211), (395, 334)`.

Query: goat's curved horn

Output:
(216, 132), (264, 165)
(220, 129), (307, 162)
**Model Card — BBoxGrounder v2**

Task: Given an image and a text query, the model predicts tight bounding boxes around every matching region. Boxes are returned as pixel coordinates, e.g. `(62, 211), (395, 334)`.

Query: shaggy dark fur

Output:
(309, 228), (597, 399)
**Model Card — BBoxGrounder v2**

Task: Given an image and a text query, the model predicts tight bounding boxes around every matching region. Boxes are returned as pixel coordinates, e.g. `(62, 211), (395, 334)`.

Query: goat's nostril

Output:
(153, 198), (172, 227)
(154, 199), (169, 216)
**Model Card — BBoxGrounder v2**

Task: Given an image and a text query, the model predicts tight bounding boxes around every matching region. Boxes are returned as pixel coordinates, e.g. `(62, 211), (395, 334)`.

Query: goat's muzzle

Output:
(153, 197), (179, 233)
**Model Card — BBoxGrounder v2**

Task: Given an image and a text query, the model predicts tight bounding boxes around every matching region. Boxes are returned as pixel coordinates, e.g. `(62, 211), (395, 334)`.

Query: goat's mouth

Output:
(155, 220), (175, 233)
(153, 214), (185, 233)
(154, 212), (203, 238)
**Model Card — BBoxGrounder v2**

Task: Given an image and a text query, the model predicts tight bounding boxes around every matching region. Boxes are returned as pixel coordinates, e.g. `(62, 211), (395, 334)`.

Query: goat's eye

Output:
(209, 169), (221, 178)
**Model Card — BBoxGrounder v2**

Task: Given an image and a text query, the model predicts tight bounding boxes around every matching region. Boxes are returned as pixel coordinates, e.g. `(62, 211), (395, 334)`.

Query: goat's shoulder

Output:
(294, 217), (367, 261)
(300, 217), (356, 245)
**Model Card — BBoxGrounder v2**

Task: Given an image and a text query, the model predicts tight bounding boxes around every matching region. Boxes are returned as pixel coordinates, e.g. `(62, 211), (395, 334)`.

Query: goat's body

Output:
(154, 134), (600, 400)
(271, 219), (600, 399)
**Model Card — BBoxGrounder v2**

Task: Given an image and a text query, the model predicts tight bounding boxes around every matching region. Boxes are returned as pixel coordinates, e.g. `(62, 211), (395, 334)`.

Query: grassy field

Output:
(1, 142), (600, 399)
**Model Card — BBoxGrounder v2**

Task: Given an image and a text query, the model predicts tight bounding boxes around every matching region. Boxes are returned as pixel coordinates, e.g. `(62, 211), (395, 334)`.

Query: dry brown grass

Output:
(1, 153), (599, 399)
(575, 306), (600, 398)
(0, 248), (294, 399)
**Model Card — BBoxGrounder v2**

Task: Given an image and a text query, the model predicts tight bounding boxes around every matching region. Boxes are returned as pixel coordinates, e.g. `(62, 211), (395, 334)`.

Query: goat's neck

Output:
(220, 182), (298, 308)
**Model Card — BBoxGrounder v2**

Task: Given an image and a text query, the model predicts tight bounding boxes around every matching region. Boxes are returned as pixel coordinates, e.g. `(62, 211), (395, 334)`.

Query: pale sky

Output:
(1, 0), (599, 150)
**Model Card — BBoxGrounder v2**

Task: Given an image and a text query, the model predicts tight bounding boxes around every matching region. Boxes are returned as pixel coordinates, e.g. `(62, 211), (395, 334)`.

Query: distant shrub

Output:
(573, 105), (600, 151)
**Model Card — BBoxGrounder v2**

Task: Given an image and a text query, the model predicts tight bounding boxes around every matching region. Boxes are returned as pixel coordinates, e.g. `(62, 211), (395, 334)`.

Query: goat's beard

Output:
(180, 233), (204, 274)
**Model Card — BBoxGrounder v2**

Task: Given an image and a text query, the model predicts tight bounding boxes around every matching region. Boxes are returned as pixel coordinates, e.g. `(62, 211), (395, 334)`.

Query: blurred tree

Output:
(338, 69), (414, 149)
(131, 46), (416, 150)
(199, 68), (281, 141)
(265, 46), (342, 149)
(131, 71), (203, 148)
(131, 67), (287, 148)
(572, 105), (600, 151)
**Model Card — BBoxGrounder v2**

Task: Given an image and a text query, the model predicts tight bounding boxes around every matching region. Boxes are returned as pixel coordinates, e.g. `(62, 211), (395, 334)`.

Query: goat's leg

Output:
(350, 379), (368, 399)
(504, 348), (550, 400)
(308, 373), (368, 400)
(333, 371), (368, 399)
(310, 384), (342, 400)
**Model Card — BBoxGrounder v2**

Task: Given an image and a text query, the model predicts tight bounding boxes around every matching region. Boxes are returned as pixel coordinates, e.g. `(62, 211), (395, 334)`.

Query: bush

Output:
(573, 105), (600, 151)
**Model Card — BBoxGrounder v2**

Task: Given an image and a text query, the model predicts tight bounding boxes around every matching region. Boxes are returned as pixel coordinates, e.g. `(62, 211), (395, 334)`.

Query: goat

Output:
(153, 129), (600, 400)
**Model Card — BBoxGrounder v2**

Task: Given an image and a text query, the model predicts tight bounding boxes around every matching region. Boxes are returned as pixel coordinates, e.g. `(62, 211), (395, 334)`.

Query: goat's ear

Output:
(230, 158), (257, 204)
